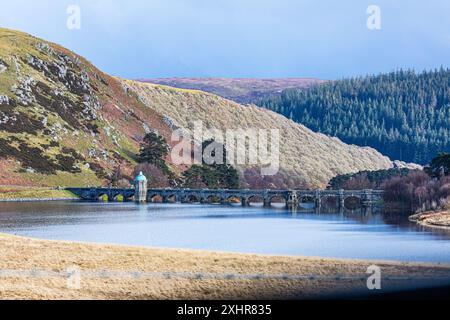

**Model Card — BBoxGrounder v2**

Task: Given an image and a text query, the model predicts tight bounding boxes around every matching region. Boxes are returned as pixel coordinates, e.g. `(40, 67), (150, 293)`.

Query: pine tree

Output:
(139, 132), (169, 169)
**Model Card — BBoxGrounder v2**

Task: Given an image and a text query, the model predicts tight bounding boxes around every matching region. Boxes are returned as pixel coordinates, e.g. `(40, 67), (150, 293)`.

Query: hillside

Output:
(139, 78), (324, 104)
(122, 80), (394, 188)
(0, 27), (396, 189)
(0, 28), (174, 187)
(258, 69), (450, 165)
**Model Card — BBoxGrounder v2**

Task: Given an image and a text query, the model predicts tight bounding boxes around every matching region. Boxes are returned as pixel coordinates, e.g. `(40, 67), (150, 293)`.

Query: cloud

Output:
(0, 0), (450, 79)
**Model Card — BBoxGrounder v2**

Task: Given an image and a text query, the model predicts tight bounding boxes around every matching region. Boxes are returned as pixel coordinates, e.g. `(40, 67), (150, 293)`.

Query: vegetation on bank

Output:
(327, 168), (412, 190)
(382, 153), (450, 212)
(329, 153), (450, 213)
(258, 68), (450, 164)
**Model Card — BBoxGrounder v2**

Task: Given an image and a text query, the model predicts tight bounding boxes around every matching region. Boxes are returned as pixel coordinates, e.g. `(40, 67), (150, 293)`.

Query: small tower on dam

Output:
(134, 171), (148, 203)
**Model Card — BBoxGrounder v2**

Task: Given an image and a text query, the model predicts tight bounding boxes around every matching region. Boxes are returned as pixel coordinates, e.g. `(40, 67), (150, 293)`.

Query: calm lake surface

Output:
(1, 201), (450, 263)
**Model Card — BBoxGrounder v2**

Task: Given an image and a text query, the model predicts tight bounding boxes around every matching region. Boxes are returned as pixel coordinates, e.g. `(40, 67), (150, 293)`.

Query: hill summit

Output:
(139, 77), (324, 104)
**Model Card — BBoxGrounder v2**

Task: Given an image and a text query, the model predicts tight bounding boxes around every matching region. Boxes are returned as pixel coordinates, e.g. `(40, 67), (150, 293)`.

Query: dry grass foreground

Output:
(1, 233), (450, 300)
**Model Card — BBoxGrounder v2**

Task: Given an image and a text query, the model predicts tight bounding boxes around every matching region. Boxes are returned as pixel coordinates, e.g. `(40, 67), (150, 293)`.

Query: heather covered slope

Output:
(140, 78), (324, 104)
(122, 80), (394, 188)
(0, 28), (173, 187)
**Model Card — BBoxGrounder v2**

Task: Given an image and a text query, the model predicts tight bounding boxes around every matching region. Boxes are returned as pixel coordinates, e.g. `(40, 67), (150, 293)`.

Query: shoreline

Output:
(409, 211), (450, 230)
(5, 232), (449, 267)
(1, 233), (450, 300)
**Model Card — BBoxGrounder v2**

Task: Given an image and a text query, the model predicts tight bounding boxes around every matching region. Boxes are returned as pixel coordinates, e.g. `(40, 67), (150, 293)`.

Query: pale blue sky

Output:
(1, 0), (450, 79)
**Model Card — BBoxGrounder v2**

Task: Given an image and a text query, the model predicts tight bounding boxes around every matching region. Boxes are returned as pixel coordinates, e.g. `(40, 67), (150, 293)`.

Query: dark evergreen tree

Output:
(424, 152), (450, 178)
(183, 140), (240, 189)
(328, 168), (412, 190)
(138, 132), (169, 170)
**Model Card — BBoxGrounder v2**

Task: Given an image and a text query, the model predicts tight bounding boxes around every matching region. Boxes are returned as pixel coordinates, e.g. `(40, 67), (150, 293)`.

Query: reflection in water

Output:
(0, 201), (449, 263)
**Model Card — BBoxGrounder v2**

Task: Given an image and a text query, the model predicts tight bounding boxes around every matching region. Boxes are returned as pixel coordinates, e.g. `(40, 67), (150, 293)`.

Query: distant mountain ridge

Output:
(138, 77), (324, 104)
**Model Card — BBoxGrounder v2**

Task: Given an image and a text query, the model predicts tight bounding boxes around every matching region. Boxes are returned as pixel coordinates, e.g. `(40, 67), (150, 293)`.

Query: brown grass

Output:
(411, 211), (450, 229)
(0, 233), (449, 300)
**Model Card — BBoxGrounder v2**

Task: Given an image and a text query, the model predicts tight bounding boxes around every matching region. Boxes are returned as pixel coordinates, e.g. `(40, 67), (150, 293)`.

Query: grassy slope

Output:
(123, 80), (393, 188)
(1, 232), (449, 299)
(0, 186), (77, 200)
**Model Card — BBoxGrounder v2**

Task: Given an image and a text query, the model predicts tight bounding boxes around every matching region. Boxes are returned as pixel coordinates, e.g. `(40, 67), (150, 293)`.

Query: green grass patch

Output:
(22, 169), (103, 188)
(0, 186), (78, 200)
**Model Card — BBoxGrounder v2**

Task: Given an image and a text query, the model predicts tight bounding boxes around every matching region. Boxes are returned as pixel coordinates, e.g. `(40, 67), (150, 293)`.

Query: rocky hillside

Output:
(0, 28), (395, 189)
(0, 28), (174, 187)
(139, 78), (324, 104)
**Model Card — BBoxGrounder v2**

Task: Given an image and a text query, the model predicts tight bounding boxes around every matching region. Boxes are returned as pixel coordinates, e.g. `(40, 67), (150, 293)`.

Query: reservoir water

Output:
(0, 201), (449, 263)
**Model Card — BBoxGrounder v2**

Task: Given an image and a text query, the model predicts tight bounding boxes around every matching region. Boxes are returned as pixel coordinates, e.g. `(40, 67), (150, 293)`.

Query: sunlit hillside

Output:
(122, 80), (395, 188)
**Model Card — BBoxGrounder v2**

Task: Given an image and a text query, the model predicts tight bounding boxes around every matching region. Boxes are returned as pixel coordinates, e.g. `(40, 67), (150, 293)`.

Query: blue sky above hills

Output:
(1, 0), (450, 79)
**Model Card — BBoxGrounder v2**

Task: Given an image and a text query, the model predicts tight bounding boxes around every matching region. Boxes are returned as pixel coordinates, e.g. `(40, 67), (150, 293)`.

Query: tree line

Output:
(258, 68), (450, 164)
(117, 132), (240, 189)
(329, 153), (450, 213)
